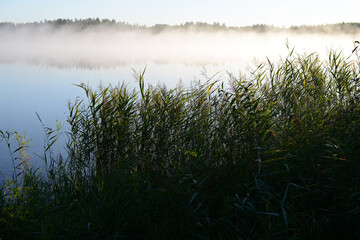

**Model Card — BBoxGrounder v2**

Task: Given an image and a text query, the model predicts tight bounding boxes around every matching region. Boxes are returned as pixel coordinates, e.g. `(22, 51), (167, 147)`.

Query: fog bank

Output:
(0, 25), (359, 68)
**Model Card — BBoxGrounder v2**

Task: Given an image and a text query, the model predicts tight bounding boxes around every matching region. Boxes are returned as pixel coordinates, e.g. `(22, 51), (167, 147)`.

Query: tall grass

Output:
(1, 49), (360, 239)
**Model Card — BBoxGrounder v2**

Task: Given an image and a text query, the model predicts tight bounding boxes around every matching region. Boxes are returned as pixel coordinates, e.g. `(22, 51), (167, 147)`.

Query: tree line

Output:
(1, 18), (360, 33)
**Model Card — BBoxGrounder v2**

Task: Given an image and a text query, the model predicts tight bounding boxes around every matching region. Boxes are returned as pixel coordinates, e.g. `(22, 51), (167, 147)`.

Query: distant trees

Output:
(0, 22), (16, 28)
(1, 19), (360, 34)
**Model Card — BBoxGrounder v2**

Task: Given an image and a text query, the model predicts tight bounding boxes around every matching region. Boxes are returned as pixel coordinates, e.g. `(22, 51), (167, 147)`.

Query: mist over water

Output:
(1, 25), (359, 68)
(0, 23), (360, 178)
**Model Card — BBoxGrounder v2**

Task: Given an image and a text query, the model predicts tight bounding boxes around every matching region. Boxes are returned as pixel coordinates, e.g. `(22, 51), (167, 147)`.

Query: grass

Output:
(1, 48), (360, 239)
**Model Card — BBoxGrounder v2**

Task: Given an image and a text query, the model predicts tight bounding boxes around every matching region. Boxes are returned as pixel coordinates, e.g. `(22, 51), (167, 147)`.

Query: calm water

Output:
(0, 61), (247, 178)
(0, 31), (358, 178)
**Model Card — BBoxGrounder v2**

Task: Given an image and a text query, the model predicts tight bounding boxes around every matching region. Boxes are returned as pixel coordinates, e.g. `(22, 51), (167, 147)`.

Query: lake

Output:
(0, 61), (249, 178)
(0, 30), (359, 178)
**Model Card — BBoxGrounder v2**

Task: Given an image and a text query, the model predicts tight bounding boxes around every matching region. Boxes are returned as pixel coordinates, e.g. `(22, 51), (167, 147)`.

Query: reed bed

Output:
(1, 49), (360, 239)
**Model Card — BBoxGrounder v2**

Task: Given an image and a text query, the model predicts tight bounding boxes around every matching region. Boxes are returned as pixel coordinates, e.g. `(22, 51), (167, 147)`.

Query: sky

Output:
(0, 0), (359, 27)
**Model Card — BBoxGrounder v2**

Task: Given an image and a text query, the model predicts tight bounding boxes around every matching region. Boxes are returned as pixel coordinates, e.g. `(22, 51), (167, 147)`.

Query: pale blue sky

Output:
(0, 0), (359, 27)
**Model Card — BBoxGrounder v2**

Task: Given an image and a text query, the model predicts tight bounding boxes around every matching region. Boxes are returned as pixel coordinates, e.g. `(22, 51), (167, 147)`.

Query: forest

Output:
(1, 18), (360, 34)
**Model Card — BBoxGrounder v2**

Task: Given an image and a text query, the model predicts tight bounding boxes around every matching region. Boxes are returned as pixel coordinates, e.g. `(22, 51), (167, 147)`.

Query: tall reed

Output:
(1, 49), (360, 239)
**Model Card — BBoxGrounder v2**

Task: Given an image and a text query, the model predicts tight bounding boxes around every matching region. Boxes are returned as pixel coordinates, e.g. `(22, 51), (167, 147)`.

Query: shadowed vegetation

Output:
(1, 49), (360, 239)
